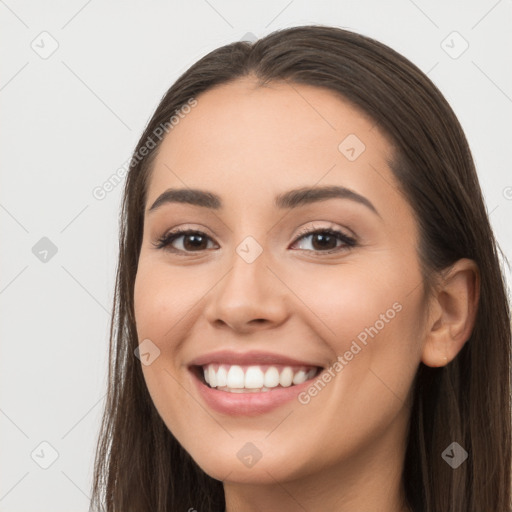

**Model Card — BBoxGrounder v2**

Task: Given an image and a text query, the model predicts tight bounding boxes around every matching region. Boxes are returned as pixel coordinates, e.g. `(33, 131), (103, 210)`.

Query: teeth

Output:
(216, 365), (227, 387)
(292, 369), (307, 384)
(226, 365), (245, 388)
(264, 367), (280, 388)
(245, 366), (264, 389)
(279, 367), (294, 387)
(208, 365), (217, 387)
(201, 363), (319, 391)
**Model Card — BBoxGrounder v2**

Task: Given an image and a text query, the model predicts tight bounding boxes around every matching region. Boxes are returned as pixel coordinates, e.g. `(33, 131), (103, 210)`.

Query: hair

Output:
(90, 25), (511, 512)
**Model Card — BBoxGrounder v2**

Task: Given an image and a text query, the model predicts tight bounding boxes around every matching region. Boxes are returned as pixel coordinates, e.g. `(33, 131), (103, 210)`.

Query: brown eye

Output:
(153, 229), (216, 253)
(291, 228), (356, 254)
(152, 227), (357, 256)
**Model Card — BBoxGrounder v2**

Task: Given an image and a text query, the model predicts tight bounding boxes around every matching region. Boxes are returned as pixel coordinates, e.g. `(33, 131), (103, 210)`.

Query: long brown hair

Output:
(90, 25), (511, 512)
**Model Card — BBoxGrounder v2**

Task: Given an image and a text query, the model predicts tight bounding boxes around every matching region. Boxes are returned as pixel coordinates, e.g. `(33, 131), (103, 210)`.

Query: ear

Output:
(421, 258), (480, 368)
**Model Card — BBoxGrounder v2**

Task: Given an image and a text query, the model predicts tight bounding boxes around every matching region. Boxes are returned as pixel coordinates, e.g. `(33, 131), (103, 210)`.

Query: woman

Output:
(90, 25), (511, 512)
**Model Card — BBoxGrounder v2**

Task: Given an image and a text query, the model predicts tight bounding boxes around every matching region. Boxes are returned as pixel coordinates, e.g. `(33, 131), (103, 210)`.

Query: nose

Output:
(203, 247), (290, 334)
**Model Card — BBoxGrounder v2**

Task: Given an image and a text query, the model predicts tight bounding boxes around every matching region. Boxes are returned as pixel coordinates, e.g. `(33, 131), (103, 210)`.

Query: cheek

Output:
(285, 260), (424, 398)
(284, 260), (416, 348)
(133, 258), (210, 340)
(133, 259), (209, 438)
(285, 265), (423, 457)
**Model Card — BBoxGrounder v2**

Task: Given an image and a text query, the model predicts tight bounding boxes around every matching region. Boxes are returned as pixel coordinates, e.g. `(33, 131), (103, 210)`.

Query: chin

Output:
(189, 443), (314, 486)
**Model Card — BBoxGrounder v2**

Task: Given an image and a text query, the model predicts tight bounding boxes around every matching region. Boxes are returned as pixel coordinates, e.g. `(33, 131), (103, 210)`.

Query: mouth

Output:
(187, 350), (327, 415)
(190, 363), (323, 393)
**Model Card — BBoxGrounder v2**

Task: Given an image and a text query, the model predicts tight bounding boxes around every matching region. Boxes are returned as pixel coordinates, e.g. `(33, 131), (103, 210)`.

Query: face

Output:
(134, 78), (428, 485)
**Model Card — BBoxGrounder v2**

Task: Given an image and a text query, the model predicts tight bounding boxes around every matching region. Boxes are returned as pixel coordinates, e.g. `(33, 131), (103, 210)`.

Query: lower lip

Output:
(190, 368), (319, 416)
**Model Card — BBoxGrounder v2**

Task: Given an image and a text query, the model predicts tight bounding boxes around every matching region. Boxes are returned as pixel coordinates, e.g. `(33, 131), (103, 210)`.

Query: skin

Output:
(133, 77), (479, 512)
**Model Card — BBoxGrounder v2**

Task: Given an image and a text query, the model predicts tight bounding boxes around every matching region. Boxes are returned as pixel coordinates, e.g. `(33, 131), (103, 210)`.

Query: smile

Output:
(200, 363), (320, 392)
(189, 362), (324, 416)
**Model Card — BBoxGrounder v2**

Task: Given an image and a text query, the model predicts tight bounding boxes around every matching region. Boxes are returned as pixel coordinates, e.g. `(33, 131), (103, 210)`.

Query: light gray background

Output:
(1, 1), (511, 510)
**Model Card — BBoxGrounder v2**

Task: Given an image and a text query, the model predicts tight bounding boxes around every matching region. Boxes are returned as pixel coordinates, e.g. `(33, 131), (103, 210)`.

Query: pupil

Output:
(184, 234), (206, 250)
(313, 233), (335, 250)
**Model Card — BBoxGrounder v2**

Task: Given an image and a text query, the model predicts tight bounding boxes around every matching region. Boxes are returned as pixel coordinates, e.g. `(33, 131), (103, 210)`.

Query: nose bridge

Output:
(204, 233), (288, 330)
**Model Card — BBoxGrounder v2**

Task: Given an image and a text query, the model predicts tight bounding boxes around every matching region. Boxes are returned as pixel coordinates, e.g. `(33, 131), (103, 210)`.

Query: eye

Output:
(152, 228), (217, 254)
(153, 225), (357, 255)
(290, 226), (357, 254)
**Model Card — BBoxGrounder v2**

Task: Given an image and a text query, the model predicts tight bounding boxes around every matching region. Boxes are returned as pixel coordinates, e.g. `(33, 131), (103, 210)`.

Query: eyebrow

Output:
(147, 185), (380, 216)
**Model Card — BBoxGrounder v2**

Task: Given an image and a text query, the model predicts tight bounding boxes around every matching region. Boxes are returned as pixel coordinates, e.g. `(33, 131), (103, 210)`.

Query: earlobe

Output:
(421, 258), (480, 368)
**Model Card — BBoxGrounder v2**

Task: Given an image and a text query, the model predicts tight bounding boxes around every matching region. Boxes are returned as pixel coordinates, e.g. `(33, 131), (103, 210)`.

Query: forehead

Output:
(146, 78), (396, 209)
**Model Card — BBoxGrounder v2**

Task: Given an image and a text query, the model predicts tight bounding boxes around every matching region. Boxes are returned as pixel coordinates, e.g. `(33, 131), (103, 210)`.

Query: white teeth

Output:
(201, 363), (319, 391)
(226, 365), (245, 388)
(244, 366), (264, 389)
(264, 367), (280, 388)
(292, 370), (307, 385)
(279, 367), (294, 387)
(216, 365), (227, 387)
(208, 365), (217, 387)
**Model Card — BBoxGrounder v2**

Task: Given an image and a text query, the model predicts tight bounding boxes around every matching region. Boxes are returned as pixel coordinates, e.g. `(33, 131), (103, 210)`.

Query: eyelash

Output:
(152, 225), (357, 256)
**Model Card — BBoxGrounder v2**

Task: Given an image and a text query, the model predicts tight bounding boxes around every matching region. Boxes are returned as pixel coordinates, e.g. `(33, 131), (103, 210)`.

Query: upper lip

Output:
(189, 350), (323, 368)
